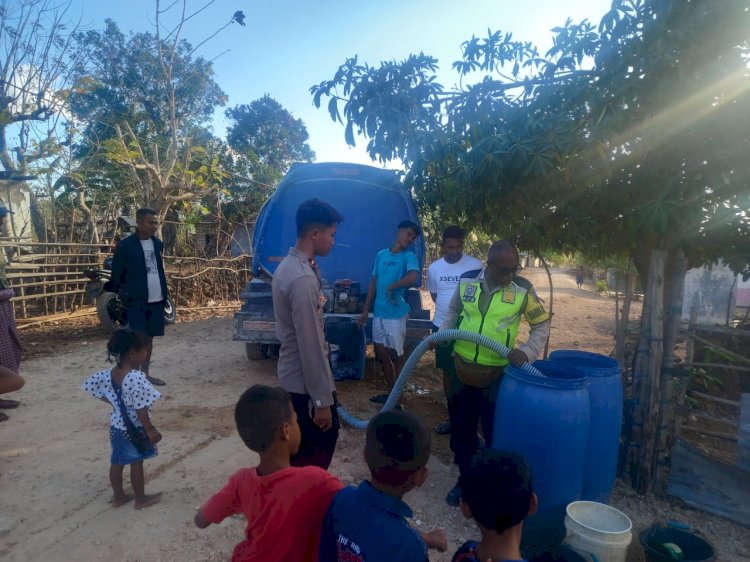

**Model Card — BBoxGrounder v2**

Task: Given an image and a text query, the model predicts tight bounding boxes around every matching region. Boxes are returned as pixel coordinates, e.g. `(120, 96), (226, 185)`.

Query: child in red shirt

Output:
(194, 385), (343, 561)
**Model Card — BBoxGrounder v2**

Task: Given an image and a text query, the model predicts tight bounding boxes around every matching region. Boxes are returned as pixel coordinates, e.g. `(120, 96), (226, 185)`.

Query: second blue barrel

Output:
(549, 350), (623, 503)
(492, 360), (590, 549)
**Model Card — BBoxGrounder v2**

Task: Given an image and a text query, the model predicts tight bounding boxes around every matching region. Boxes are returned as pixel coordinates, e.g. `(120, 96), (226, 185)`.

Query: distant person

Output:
(427, 225), (482, 435)
(195, 385), (343, 562)
(452, 449), (538, 562)
(111, 208), (169, 386)
(576, 267), (584, 290)
(319, 410), (448, 561)
(82, 329), (162, 510)
(272, 199), (344, 469)
(0, 366), (24, 423)
(358, 221), (421, 404)
(440, 240), (549, 507)
(0, 206), (22, 414)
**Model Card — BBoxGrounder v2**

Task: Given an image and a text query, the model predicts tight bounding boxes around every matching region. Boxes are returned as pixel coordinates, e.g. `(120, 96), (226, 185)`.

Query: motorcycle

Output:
(84, 256), (177, 333)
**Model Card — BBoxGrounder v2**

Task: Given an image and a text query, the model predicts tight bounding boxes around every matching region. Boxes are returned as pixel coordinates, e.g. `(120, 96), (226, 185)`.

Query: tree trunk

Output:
(161, 206), (179, 254)
(29, 191), (53, 242)
(662, 249), (686, 371)
(626, 249), (666, 494)
(615, 259), (635, 366)
(538, 252), (554, 359)
(75, 188), (100, 245)
(652, 249), (687, 487)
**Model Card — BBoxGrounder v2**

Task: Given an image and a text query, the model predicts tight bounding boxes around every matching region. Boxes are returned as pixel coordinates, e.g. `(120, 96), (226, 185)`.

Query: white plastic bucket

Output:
(563, 501), (633, 562)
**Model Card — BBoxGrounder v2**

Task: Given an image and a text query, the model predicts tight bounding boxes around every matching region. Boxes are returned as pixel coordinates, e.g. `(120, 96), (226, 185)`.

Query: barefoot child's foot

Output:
(134, 492), (162, 510)
(111, 494), (133, 508)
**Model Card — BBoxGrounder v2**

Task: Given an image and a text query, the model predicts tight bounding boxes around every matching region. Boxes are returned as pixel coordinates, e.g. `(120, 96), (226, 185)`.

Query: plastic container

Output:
(548, 350), (623, 503)
(563, 501), (632, 562)
(492, 360), (590, 549)
(325, 317), (366, 381)
(639, 525), (715, 562)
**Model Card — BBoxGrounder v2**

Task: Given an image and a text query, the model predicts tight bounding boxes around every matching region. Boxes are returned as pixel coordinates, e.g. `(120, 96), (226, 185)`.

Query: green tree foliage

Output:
(313, 0), (750, 492)
(69, 20), (224, 157)
(226, 94), (315, 186)
(67, 19), (227, 211)
(65, 3), (243, 230)
(311, 0), (750, 281)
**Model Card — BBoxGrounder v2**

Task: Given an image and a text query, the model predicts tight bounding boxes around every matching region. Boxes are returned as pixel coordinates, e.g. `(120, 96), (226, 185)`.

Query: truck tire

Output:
(96, 292), (126, 334)
(163, 296), (177, 324)
(246, 343), (265, 360)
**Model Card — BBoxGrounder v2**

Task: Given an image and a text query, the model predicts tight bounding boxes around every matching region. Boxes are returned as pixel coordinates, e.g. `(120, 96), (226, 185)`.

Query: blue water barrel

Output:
(548, 350), (623, 503)
(493, 361), (590, 549)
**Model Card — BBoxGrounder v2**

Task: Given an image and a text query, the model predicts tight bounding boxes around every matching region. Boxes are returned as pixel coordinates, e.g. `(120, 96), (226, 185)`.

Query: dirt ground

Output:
(1, 269), (748, 561)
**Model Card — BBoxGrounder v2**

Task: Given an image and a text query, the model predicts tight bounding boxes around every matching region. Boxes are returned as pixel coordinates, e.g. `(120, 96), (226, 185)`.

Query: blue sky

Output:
(70, 0), (612, 166)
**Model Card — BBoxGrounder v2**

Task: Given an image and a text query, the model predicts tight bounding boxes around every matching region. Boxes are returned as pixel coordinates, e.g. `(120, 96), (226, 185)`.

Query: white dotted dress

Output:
(82, 369), (161, 430)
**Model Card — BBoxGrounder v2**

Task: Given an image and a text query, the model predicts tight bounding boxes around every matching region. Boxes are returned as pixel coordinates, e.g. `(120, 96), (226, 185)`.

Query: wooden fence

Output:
(676, 321), (750, 456)
(1, 239), (110, 320)
(0, 238), (252, 323)
(166, 255), (252, 306)
(666, 314), (750, 526)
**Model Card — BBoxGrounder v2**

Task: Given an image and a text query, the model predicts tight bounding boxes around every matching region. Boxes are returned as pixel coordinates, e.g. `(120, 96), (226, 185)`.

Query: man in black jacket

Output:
(111, 208), (169, 386)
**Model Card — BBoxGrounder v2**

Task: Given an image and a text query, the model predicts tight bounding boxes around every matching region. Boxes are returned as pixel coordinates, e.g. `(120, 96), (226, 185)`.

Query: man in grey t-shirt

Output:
(272, 198), (343, 469)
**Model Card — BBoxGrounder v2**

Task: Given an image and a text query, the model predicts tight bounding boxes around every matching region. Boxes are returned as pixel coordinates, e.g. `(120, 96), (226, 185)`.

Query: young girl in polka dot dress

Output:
(83, 328), (163, 510)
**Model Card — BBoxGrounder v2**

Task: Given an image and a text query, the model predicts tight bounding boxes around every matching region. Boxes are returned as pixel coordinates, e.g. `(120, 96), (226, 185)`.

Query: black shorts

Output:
(127, 301), (165, 337)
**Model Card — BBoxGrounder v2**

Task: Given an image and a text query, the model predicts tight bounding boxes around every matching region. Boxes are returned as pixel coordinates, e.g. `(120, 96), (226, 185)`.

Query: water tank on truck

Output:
(233, 162), (432, 376)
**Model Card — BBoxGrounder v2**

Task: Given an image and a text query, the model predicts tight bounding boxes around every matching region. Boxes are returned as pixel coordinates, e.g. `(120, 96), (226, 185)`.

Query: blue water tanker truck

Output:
(232, 162), (433, 379)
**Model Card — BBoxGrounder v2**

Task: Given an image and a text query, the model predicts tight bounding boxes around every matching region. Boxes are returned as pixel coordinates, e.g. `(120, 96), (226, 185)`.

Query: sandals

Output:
(0, 412), (8, 422)
(0, 399), (19, 409)
(146, 376), (166, 386)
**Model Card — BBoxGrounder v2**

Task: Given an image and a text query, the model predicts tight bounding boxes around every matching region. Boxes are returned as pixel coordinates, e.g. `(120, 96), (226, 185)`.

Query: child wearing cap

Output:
(452, 449), (538, 562)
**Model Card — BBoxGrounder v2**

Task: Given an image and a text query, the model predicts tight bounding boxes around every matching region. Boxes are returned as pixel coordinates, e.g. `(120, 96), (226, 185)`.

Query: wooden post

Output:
(685, 306), (698, 365)
(673, 307), (699, 450)
(655, 250), (687, 489)
(627, 249), (665, 493)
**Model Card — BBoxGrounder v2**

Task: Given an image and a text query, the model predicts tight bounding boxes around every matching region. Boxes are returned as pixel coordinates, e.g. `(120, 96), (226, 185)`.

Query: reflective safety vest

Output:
(453, 277), (531, 367)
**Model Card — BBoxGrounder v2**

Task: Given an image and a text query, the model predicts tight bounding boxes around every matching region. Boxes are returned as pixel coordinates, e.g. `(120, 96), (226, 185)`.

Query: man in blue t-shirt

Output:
(358, 220), (420, 403)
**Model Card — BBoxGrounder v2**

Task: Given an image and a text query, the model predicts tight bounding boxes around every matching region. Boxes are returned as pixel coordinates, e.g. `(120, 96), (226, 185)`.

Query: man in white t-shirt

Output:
(112, 208), (170, 386)
(426, 226), (482, 435)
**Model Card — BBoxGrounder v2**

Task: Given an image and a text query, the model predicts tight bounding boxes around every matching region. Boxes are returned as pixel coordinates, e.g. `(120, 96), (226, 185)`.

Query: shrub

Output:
(595, 280), (608, 293)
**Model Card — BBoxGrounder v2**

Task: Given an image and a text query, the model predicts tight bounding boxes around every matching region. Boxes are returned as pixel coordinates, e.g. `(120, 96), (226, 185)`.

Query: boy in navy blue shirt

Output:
(452, 449), (538, 562)
(319, 410), (447, 561)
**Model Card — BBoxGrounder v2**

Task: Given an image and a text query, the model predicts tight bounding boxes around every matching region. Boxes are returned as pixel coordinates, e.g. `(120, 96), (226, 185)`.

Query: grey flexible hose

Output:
(336, 328), (546, 429)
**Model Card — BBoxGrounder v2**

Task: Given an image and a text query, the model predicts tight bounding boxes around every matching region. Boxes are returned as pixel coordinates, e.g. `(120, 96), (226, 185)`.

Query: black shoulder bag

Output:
(111, 376), (152, 454)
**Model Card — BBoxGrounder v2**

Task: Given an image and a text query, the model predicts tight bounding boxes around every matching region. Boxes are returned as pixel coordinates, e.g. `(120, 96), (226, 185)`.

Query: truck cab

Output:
(232, 162), (432, 379)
